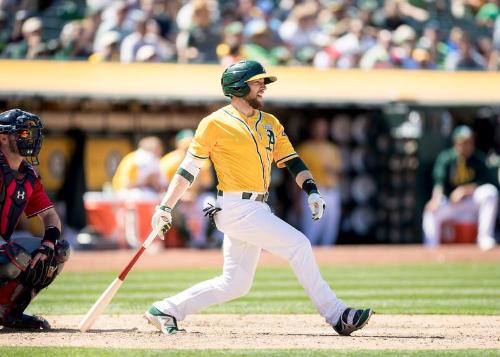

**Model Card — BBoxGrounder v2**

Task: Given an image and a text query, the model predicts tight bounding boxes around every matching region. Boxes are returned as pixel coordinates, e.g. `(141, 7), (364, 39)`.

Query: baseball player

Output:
(423, 125), (498, 250)
(146, 60), (372, 335)
(112, 136), (167, 198)
(0, 109), (70, 330)
(297, 117), (342, 245)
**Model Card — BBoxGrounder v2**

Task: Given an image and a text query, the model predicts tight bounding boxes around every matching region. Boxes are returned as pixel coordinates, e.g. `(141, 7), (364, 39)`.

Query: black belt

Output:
(217, 190), (269, 202)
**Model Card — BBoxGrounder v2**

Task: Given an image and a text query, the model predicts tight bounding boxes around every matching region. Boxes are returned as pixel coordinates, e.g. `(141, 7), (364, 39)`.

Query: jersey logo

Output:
(266, 129), (275, 152)
(16, 190), (25, 200)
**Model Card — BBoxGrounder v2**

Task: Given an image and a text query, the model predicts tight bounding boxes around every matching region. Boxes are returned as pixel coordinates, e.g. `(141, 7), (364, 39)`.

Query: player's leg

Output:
(422, 200), (476, 247)
(227, 201), (370, 334)
(221, 200), (348, 323)
(147, 235), (261, 332)
(0, 237), (70, 330)
(319, 187), (341, 246)
(473, 183), (498, 250)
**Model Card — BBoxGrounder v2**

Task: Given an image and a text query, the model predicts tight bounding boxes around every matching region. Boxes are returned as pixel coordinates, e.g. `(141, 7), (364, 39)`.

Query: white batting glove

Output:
(308, 193), (326, 220)
(151, 205), (172, 239)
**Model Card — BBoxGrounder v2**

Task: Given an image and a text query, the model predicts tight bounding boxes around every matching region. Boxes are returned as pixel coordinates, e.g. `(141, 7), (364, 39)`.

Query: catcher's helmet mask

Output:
(0, 109), (44, 165)
(221, 60), (277, 98)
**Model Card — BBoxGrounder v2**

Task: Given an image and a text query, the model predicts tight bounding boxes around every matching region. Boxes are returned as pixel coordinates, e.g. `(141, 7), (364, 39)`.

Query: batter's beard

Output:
(245, 97), (263, 110)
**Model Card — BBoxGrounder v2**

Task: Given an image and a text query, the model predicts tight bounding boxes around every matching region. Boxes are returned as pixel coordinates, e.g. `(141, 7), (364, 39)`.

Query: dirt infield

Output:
(1, 314), (499, 350)
(1, 245), (499, 351)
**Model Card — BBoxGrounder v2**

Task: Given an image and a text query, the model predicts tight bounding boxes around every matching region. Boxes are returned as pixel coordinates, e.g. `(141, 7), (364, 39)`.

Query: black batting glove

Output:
(203, 203), (222, 228)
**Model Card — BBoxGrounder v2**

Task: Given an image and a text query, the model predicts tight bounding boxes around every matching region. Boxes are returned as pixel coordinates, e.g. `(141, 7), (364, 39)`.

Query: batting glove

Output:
(308, 193), (326, 220)
(152, 205), (172, 239)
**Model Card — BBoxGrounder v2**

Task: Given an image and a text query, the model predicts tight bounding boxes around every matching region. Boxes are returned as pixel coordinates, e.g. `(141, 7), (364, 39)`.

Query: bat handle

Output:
(142, 227), (162, 249)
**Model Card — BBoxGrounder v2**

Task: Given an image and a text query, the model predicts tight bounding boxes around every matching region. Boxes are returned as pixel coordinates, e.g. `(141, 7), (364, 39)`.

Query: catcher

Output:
(0, 109), (70, 330)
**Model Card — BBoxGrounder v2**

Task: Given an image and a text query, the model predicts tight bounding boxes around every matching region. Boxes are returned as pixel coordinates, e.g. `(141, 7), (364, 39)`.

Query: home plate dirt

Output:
(1, 314), (499, 350)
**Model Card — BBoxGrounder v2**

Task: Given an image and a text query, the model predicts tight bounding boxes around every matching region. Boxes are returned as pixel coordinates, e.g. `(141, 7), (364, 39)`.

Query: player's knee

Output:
(287, 234), (312, 262)
(0, 243), (31, 282)
(220, 275), (253, 299)
(474, 184), (499, 203)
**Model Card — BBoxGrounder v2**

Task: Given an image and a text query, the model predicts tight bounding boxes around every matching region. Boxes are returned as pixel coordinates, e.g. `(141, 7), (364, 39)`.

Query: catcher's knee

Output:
(0, 242), (31, 282)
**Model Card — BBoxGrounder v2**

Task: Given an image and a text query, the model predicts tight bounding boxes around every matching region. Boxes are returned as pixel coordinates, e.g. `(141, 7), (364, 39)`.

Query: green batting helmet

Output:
(221, 60), (277, 98)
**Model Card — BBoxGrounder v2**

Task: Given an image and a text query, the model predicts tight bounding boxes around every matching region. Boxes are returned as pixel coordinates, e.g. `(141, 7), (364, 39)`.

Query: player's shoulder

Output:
(198, 109), (223, 127)
(260, 110), (279, 122)
(21, 160), (40, 179)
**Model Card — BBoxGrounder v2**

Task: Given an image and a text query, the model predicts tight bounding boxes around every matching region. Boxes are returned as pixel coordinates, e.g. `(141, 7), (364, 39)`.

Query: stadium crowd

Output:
(0, 0), (498, 70)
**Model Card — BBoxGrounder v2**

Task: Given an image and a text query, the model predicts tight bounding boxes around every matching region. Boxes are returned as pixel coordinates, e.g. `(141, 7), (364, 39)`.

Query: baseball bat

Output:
(78, 228), (162, 332)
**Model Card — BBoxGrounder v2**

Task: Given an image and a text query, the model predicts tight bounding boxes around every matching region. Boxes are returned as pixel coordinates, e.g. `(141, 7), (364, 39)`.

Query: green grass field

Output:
(5, 261), (499, 356)
(30, 261), (500, 316)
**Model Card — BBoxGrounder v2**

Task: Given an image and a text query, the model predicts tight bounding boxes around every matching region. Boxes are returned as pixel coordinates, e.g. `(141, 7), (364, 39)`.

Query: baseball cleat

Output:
(333, 307), (372, 336)
(144, 306), (185, 334)
(1, 313), (51, 330)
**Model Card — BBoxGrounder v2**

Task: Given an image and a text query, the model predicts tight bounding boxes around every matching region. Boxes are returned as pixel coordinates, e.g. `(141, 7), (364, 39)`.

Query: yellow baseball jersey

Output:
(297, 141), (341, 188)
(188, 105), (298, 192)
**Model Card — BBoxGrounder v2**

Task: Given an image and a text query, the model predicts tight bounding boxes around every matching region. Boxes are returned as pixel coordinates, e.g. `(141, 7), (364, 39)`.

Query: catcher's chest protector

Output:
(0, 158), (36, 240)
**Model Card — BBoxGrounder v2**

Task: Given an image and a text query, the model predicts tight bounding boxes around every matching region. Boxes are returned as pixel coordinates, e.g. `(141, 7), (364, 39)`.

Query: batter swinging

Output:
(146, 60), (372, 336)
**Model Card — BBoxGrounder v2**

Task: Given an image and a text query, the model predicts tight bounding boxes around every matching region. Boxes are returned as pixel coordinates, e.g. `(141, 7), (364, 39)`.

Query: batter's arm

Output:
(159, 173), (191, 209)
(152, 154), (205, 236)
(285, 157), (325, 220)
(159, 154), (204, 209)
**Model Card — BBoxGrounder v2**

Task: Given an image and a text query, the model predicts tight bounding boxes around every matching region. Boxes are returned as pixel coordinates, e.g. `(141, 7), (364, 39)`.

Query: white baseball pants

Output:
(423, 183), (498, 248)
(153, 192), (347, 325)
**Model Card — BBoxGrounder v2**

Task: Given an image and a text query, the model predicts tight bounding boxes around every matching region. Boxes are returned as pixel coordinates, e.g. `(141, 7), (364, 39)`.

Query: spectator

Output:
(120, 14), (173, 63)
(313, 18), (368, 69)
(416, 20), (446, 68)
(242, 18), (280, 65)
(111, 136), (167, 198)
(360, 29), (393, 68)
(88, 30), (121, 62)
(489, 16), (500, 69)
(445, 32), (486, 70)
(0, 0), (497, 71)
(217, 21), (245, 66)
(93, 1), (133, 53)
(53, 21), (91, 60)
(476, 0), (499, 28)
(176, 0), (221, 63)
(176, 0), (219, 32)
(297, 118), (343, 246)
(423, 125), (498, 251)
(160, 129), (215, 248)
(279, 1), (322, 50)
(2, 17), (49, 59)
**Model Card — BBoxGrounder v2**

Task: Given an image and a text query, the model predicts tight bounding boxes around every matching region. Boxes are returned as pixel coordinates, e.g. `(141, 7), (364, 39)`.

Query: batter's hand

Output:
(308, 193), (325, 220)
(152, 205), (172, 239)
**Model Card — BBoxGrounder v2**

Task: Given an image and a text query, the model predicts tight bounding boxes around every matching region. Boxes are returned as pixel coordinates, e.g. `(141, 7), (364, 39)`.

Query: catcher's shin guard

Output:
(0, 238), (70, 328)
(0, 241), (31, 283)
